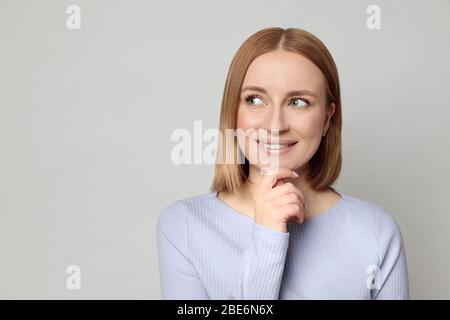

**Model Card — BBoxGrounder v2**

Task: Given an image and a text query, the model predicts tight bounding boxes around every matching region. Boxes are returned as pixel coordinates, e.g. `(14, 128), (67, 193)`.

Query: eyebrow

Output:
(241, 85), (318, 98)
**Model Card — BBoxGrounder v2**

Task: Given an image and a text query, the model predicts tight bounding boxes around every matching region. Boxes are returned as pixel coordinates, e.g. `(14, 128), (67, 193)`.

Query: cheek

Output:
(236, 105), (267, 165)
(289, 111), (324, 137)
(287, 112), (325, 163)
(236, 105), (264, 131)
(236, 106), (253, 155)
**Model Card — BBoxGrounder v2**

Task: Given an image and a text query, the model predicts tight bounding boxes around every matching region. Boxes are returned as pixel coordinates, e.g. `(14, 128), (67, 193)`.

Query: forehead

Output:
(242, 50), (326, 94)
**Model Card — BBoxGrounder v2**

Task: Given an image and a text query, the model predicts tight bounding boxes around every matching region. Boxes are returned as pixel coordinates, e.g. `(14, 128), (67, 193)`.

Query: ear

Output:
(323, 102), (336, 133)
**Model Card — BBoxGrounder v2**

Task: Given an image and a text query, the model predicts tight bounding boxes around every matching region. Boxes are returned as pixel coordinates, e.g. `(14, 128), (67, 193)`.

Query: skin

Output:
(218, 49), (342, 233)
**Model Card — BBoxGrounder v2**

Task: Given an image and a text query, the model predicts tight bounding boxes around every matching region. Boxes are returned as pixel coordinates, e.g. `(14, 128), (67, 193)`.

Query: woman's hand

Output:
(253, 167), (307, 233)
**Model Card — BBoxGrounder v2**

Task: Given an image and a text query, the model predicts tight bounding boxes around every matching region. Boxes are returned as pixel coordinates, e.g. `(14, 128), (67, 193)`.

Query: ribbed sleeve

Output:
(157, 201), (209, 299)
(371, 206), (410, 299)
(231, 222), (290, 299)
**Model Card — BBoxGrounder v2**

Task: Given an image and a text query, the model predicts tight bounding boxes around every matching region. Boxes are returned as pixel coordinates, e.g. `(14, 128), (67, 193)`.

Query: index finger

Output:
(260, 167), (299, 190)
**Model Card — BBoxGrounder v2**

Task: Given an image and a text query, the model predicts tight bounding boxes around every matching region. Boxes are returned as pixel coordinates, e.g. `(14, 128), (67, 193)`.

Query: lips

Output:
(256, 138), (298, 151)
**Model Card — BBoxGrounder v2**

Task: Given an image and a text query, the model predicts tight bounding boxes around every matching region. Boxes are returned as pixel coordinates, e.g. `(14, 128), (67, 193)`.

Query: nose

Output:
(265, 105), (289, 135)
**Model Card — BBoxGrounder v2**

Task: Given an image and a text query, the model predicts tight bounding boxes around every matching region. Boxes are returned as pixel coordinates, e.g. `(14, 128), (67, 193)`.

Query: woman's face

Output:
(236, 49), (335, 172)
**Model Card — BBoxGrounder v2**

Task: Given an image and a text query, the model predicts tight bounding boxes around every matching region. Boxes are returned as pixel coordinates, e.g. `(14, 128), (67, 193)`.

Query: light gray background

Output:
(0, 0), (449, 299)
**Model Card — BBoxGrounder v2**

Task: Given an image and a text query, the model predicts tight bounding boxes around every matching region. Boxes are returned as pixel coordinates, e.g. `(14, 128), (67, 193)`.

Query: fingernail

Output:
(292, 170), (299, 177)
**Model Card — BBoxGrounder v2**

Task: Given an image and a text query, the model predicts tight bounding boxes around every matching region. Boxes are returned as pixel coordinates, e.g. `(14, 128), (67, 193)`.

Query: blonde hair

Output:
(211, 27), (342, 194)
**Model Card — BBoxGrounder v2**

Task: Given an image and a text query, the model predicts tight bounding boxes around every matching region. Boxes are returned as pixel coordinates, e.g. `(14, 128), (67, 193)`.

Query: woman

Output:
(157, 27), (409, 299)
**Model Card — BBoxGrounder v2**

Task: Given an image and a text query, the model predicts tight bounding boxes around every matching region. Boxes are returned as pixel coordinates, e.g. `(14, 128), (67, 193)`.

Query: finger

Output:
(260, 167), (299, 190)
(271, 182), (306, 206)
(279, 204), (301, 219)
(274, 178), (286, 187)
(280, 202), (306, 224)
(272, 193), (302, 206)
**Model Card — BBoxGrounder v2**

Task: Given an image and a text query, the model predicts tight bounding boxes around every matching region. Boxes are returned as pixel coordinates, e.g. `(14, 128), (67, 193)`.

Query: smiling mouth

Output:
(256, 139), (298, 152)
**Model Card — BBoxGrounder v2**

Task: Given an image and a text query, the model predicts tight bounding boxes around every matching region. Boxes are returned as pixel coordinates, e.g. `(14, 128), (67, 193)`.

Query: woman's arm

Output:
(229, 222), (290, 299)
(156, 201), (209, 299)
(228, 168), (300, 299)
(372, 206), (410, 299)
(157, 199), (290, 300)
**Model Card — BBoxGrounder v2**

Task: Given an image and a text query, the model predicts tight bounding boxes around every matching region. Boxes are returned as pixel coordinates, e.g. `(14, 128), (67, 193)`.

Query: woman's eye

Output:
(245, 95), (264, 106)
(290, 97), (309, 108)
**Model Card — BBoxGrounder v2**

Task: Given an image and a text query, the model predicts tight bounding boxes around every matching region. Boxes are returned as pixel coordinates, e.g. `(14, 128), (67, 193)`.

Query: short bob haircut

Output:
(211, 27), (342, 194)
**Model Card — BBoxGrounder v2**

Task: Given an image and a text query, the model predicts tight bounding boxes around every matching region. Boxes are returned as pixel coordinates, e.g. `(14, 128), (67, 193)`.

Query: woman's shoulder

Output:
(157, 192), (217, 234)
(338, 190), (404, 241)
(160, 192), (217, 215)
